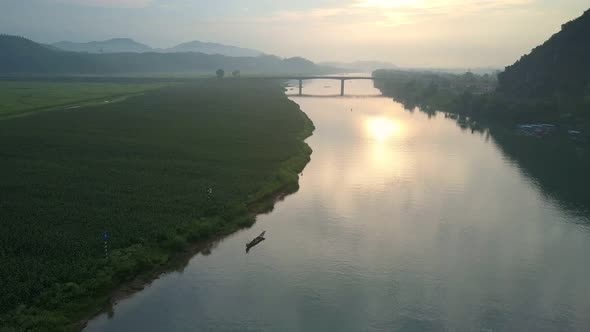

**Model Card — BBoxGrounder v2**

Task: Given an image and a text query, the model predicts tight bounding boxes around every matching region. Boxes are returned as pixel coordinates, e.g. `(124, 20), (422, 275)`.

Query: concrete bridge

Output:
(246, 76), (383, 96)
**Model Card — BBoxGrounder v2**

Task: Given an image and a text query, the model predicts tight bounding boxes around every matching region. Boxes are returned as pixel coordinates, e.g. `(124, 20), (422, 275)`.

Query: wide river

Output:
(86, 77), (590, 331)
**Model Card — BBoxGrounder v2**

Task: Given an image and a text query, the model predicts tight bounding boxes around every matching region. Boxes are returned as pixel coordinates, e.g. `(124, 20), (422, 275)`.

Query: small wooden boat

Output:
(246, 231), (266, 253)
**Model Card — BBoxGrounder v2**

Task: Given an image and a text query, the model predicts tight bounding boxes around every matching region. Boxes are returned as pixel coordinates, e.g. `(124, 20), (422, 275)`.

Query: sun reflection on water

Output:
(365, 116), (402, 142)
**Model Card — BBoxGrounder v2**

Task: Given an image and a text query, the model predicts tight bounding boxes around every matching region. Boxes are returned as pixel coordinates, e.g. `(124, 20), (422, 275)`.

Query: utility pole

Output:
(103, 230), (109, 258)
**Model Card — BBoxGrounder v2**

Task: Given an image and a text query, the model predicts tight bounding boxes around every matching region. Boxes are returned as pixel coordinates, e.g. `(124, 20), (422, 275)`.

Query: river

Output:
(85, 76), (590, 331)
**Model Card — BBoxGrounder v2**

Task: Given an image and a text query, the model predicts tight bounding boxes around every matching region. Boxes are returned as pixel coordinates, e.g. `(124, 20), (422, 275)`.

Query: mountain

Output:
(165, 40), (262, 57)
(0, 35), (321, 75)
(498, 8), (590, 99)
(0, 34), (55, 55)
(320, 60), (398, 72)
(51, 38), (263, 57)
(0, 35), (71, 73)
(52, 38), (153, 53)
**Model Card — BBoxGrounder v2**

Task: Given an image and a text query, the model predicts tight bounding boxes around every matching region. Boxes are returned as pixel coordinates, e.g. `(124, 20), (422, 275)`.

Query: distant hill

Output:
(52, 38), (152, 53)
(51, 38), (263, 57)
(408, 67), (500, 75)
(0, 35), (321, 75)
(164, 40), (262, 57)
(0, 35), (54, 55)
(0, 35), (70, 73)
(320, 60), (398, 72)
(498, 8), (590, 99)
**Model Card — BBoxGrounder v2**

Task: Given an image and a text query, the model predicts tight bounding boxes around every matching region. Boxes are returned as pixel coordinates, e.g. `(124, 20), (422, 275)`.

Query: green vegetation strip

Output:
(372, 70), (590, 129)
(0, 79), (314, 331)
(0, 81), (168, 119)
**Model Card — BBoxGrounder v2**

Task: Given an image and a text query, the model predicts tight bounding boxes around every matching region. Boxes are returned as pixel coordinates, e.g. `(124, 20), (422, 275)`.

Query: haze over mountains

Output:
(12, 37), (503, 76)
(4, 6), (590, 95)
(319, 61), (398, 72)
(51, 38), (263, 57)
(0, 35), (321, 75)
(165, 41), (262, 57)
(52, 38), (153, 54)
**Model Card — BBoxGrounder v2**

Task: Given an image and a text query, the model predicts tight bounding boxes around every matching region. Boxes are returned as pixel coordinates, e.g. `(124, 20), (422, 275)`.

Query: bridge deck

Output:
(239, 75), (384, 97)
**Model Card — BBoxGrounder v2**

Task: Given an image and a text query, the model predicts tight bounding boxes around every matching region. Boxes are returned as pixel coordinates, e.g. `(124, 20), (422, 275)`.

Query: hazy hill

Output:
(498, 9), (590, 99)
(0, 35), (321, 75)
(320, 60), (398, 72)
(52, 38), (152, 53)
(0, 35), (54, 55)
(51, 38), (263, 57)
(0, 35), (72, 72)
(165, 40), (262, 57)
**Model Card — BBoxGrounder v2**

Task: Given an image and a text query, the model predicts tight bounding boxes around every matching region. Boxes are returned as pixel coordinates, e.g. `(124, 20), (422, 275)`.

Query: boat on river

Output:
(246, 231), (266, 253)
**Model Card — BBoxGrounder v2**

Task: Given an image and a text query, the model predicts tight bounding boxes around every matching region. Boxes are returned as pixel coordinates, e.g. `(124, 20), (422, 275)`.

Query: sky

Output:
(0, 0), (588, 67)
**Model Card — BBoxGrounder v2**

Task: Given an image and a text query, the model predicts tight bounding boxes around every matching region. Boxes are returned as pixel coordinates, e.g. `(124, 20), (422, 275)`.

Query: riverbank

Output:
(0, 79), (314, 331)
(372, 69), (590, 133)
(75, 185), (300, 331)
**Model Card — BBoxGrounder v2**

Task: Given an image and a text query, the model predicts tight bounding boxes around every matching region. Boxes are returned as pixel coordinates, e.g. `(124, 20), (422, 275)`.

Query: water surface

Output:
(86, 77), (590, 332)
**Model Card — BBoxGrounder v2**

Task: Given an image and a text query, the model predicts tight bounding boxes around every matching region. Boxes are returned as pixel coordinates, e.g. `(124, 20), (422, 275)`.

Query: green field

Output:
(0, 81), (168, 119)
(0, 79), (313, 331)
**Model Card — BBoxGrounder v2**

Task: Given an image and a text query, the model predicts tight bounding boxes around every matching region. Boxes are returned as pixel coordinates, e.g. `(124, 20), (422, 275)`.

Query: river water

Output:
(85, 77), (590, 331)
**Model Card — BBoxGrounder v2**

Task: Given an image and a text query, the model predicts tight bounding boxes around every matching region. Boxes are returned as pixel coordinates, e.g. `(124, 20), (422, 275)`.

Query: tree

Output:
(232, 70), (240, 78)
(216, 69), (225, 79)
(462, 71), (475, 83)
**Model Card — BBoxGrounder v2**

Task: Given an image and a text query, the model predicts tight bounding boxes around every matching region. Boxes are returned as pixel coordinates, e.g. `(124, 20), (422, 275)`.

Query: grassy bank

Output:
(0, 81), (168, 120)
(0, 79), (314, 331)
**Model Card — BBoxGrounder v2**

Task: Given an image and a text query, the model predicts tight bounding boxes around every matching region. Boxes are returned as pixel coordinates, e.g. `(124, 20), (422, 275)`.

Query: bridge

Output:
(244, 76), (383, 96)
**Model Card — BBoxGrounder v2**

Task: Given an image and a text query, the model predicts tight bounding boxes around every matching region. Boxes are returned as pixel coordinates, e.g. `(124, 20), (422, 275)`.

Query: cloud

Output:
(246, 0), (544, 66)
(262, 0), (534, 26)
(53, 0), (152, 8)
(354, 0), (532, 10)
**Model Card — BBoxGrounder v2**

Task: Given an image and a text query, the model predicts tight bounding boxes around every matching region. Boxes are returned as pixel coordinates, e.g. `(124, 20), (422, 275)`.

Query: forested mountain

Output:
(0, 35), (320, 75)
(374, 8), (590, 126)
(52, 38), (153, 53)
(498, 9), (590, 99)
(51, 38), (263, 57)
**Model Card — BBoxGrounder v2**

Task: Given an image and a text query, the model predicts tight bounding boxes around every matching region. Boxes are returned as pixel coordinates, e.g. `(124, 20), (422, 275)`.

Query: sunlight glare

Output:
(356, 0), (420, 8)
(366, 117), (401, 142)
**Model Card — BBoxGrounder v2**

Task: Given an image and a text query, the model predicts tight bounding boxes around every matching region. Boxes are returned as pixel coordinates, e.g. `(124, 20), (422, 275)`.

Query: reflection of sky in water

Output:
(86, 77), (590, 332)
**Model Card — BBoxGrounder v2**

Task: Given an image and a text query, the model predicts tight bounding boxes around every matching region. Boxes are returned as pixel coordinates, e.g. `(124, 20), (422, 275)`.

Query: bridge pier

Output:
(298, 79), (303, 96)
(340, 79), (345, 96)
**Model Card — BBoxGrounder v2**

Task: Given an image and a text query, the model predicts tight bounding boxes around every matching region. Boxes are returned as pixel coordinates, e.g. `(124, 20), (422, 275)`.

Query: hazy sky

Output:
(1, 0), (588, 67)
